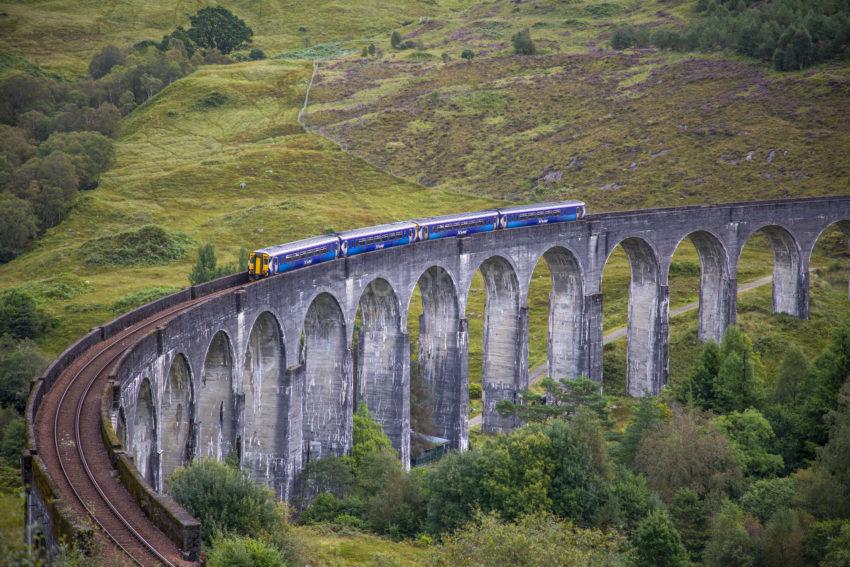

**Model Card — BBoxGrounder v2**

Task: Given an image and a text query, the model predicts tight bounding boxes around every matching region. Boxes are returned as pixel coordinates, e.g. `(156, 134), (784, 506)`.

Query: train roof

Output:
(258, 234), (340, 256)
(411, 210), (499, 225)
(497, 200), (585, 214)
(337, 221), (417, 240)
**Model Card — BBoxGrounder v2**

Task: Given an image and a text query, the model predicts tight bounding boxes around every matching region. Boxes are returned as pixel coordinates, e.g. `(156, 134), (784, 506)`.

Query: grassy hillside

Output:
(0, 0), (474, 76)
(303, 0), (850, 208)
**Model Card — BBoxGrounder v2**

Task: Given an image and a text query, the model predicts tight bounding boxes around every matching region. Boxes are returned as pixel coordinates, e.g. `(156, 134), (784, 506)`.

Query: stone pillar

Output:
(655, 284), (670, 394)
(482, 307), (528, 434)
(358, 330), (410, 467)
(797, 256), (810, 320)
(282, 364), (303, 502)
(725, 275), (737, 333)
(627, 284), (668, 398)
(584, 293), (604, 383)
(419, 317), (468, 451)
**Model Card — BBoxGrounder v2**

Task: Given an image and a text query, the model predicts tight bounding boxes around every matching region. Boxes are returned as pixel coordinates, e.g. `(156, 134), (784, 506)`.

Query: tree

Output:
(759, 508), (805, 567)
(189, 244), (229, 285)
(391, 31), (403, 49)
(512, 29), (537, 55)
(351, 403), (394, 474)
(670, 488), (709, 561)
(632, 509), (690, 567)
(740, 476), (796, 523)
(0, 336), (48, 411)
(773, 344), (808, 405)
(796, 322), (850, 453)
(0, 290), (51, 340)
(206, 536), (285, 567)
(680, 340), (721, 407)
(461, 49), (475, 62)
(248, 48), (266, 61)
(39, 131), (115, 189)
(703, 500), (755, 567)
(367, 43), (376, 56)
(0, 194), (38, 262)
(796, 378), (850, 520)
(715, 409), (784, 478)
(618, 397), (666, 467)
(89, 45), (125, 79)
(634, 407), (742, 503)
(187, 7), (253, 55)
(169, 459), (279, 544)
(496, 376), (607, 424)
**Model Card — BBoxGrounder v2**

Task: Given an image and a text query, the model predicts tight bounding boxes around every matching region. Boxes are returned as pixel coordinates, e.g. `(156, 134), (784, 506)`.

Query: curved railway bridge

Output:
(24, 196), (850, 563)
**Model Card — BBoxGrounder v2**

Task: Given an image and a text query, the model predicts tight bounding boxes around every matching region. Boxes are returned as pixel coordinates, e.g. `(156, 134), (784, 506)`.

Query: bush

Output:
(88, 45), (125, 79)
(207, 536), (286, 567)
(248, 48), (266, 60)
(0, 290), (51, 340)
(431, 511), (629, 567)
(740, 476), (796, 523)
(169, 459), (280, 544)
(189, 243), (234, 285)
(632, 509), (690, 567)
(0, 194), (38, 263)
(611, 26), (650, 50)
(82, 225), (192, 267)
(468, 382), (482, 400)
(0, 336), (48, 411)
(110, 287), (180, 314)
(38, 131), (115, 190)
(461, 49), (475, 61)
(512, 29), (536, 55)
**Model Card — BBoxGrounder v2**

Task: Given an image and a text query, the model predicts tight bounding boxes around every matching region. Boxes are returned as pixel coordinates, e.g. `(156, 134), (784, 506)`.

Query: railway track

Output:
(35, 285), (244, 566)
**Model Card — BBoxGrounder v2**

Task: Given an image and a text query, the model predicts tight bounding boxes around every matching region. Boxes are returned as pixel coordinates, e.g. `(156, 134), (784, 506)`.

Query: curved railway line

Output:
(34, 284), (245, 566)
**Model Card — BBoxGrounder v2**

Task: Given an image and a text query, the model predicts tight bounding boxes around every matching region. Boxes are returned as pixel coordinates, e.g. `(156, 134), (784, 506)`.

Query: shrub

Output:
(0, 194), (38, 262)
(391, 31), (403, 49)
(248, 48), (266, 60)
(611, 26), (650, 49)
(468, 382), (482, 400)
(38, 131), (115, 189)
(206, 536), (286, 567)
(461, 49), (475, 61)
(740, 476), (796, 523)
(632, 509), (690, 567)
(88, 45), (125, 79)
(82, 225), (192, 267)
(512, 29), (536, 55)
(431, 511), (628, 567)
(169, 459), (280, 544)
(0, 290), (51, 340)
(189, 243), (229, 284)
(110, 287), (180, 314)
(0, 336), (49, 411)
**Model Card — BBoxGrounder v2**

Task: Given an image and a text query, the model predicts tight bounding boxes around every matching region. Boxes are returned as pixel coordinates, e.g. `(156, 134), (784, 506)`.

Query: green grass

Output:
(293, 525), (430, 566)
(0, 0), (476, 76)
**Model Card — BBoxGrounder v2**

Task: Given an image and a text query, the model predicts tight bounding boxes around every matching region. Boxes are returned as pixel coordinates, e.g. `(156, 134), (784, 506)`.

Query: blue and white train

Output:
(249, 200), (586, 278)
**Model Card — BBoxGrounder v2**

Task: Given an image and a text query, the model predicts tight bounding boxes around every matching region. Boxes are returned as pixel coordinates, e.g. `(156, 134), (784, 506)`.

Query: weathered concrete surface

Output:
(107, 196), (850, 499)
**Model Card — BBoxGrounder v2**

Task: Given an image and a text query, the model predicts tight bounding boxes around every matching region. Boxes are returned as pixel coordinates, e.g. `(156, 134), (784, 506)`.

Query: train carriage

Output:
(412, 210), (499, 241)
(249, 235), (341, 278)
(497, 201), (585, 229)
(338, 222), (417, 257)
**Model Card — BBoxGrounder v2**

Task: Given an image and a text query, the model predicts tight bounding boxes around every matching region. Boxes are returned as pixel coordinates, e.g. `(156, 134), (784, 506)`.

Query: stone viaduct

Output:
(109, 196), (850, 501)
